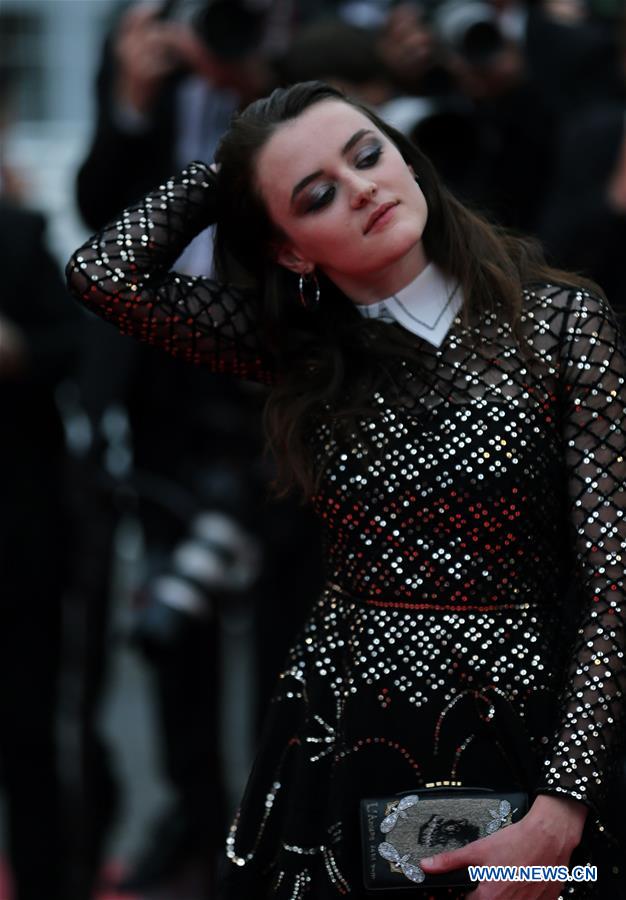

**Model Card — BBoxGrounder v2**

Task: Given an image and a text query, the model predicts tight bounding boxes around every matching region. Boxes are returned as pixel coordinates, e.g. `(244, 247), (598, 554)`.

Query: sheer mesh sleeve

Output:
(537, 290), (626, 815)
(66, 160), (276, 384)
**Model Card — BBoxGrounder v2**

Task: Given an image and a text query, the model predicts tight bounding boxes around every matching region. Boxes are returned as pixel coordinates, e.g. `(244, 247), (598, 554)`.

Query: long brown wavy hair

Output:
(213, 81), (599, 499)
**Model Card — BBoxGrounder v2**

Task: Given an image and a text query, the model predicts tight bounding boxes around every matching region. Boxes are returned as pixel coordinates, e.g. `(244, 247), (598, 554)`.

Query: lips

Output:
(364, 201), (399, 235)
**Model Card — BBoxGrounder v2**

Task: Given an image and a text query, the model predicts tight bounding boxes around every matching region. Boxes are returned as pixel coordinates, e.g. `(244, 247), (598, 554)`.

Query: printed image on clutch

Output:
(361, 790), (526, 890)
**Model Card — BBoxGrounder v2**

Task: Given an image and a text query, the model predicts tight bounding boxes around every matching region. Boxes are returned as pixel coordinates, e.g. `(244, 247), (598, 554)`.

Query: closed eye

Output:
(306, 184), (336, 212)
(355, 144), (383, 168)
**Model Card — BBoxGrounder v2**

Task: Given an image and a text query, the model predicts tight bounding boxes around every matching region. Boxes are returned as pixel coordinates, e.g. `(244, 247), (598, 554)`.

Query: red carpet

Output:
(0, 861), (9, 900)
(94, 861), (140, 900)
(0, 859), (138, 900)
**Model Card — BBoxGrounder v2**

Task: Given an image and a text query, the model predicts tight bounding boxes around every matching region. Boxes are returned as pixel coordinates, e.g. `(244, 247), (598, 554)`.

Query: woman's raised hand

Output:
(419, 794), (588, 899)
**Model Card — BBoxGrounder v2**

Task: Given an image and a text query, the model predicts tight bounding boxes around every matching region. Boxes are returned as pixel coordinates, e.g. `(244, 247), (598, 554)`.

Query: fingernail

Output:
(421, 856), (433, 867)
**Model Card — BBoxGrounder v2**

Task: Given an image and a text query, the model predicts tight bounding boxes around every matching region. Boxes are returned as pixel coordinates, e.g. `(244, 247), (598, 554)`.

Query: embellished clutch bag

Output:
(360, 786), (528, 891)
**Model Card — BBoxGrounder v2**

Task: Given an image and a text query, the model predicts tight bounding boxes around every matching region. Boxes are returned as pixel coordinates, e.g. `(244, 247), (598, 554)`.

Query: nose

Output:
(349, 172), (377, 209)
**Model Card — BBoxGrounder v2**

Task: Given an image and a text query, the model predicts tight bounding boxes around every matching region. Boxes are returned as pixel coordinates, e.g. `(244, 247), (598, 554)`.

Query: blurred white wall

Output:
(1, 0), (122, 263)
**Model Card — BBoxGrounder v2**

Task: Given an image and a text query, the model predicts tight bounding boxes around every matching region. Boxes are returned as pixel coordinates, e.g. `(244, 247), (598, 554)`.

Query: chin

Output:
(377, 225), (424, 264)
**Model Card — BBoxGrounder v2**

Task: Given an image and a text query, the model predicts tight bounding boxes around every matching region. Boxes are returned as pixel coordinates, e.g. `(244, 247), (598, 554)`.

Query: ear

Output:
(274, 241), (314, 276)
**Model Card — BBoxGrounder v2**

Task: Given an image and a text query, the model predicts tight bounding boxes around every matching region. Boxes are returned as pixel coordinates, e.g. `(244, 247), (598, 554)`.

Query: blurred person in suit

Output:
(526, 0), (625, 117)
(0, 77), (81, 899)
(78, 0), (279, 238)
(427, 0), (555, 232)
(538, 9), (626, 318)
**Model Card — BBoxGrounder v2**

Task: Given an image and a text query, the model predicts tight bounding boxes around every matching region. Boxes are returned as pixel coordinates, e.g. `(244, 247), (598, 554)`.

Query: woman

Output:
(66, 81), (625, 899)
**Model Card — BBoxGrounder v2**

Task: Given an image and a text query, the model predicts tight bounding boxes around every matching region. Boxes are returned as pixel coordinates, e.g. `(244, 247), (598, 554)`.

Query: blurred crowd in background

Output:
(0, 0), (625, 898)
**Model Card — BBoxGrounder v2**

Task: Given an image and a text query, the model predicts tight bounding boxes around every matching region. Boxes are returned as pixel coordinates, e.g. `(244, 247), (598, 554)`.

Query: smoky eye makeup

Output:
(354, 141), (383, 168)
(303, 184), (336, 213)
(295, 136), (385, 214)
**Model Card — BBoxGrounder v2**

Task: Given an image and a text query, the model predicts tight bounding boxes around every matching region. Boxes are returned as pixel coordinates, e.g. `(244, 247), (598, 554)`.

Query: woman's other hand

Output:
(419, 794), (588, 899)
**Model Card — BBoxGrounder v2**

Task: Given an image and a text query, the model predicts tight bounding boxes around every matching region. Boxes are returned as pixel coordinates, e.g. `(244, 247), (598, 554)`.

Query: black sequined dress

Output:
(66, 163), (626, 899)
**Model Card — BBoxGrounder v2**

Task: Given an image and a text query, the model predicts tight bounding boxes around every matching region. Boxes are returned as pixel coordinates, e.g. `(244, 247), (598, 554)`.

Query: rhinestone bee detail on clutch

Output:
(377, 842), (426, 884)
(379, 795), (420, 833)
(486, 800), (514, 835)
(378, 796), (425, 885)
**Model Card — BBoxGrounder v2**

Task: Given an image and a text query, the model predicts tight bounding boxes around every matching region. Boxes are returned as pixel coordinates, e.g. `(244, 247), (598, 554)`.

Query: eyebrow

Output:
(290, 128), (375, 204)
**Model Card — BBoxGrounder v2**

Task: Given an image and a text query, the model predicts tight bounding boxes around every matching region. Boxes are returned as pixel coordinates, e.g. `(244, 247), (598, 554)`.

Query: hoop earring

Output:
(298, 271), (321, 310)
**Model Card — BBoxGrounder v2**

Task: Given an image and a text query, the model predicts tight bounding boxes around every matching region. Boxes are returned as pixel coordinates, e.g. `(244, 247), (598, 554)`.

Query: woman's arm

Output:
(421, 288), (625, 896)
(66, 160), (276, 384)
(535, 289), (626, 815)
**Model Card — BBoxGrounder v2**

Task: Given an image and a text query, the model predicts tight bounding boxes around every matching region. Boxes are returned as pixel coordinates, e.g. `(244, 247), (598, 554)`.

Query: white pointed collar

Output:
(353, 262), (463, 348)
